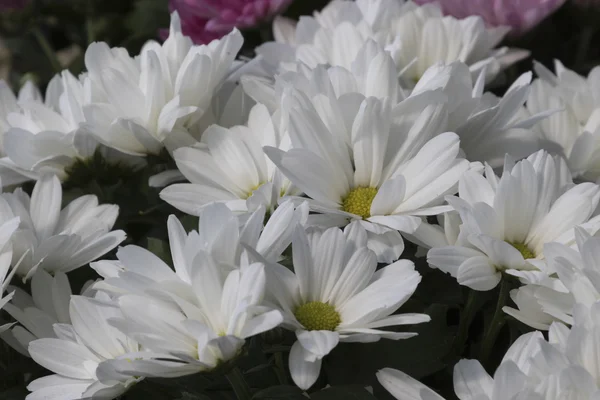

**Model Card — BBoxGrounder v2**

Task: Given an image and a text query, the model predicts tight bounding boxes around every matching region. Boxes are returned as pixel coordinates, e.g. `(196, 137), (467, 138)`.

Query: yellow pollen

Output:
(245, 182), (264, 199)
(342, 187), (378, 219)
(294, 301), (341, 331)
(508, 242), (535, 260)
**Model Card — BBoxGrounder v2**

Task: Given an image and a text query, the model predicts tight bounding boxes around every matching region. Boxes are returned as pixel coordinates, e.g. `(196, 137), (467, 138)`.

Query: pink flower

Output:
(164, 0), (293, 44)
(413, 0), (566, 36)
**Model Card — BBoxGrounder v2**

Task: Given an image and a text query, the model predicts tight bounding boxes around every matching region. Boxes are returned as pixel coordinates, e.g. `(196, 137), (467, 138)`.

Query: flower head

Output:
(160, 104), (300, 214)
(88, 209), (295, 376)
(2, 270), (76, 355)
(260, 0), (527, 82)
(527, 61), (600, 181)
(377, 331), (547, 399)
(83, 12), (243, 156)
(269, 225), (429, 389)
(266, 87), (470, 262)
(427, 150), (600, 291)
(27, 294), (143, 400)
(0, 174), (126, 278)
(413, 0), (566, 36)
(92, 202), (306, 298)
(504, 225), (600, 329)
(0, 72), (142, 184)
(104, 260), (282, 377)
(383, 303), (600, 399)
(165, 0), (294, 44)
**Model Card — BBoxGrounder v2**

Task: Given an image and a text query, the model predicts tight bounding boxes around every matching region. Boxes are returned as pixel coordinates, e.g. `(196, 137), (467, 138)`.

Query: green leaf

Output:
(310, 386), (378, 400)
(253, 385), (305, 400)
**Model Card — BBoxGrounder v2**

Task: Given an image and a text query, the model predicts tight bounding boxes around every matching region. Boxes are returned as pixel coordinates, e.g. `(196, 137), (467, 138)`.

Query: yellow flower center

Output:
(508, 242), (535, 260)
(294, 301), (341, 331)
(342, 187), (378, 219)
(245, 182), (265, 199)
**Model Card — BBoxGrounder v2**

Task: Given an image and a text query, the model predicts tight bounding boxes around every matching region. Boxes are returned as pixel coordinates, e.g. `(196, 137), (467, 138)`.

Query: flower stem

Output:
(226, 367), (252, 400)
(31, 26), (62, 73)
(454, 290), (479, 354)
(273, 352), (289, 385)
(479, 278), (510, 366)
(86, 0), (95, 44)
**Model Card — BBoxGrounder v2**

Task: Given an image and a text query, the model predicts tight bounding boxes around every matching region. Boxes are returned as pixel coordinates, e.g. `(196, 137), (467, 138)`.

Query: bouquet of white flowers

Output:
(1, 0), (600, 399)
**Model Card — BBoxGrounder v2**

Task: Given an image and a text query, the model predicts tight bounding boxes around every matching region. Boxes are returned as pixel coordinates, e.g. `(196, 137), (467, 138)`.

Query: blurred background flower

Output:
(414, 0), (566, 36)
(0, 0), (28, 10)
(164, 0), (294, 44)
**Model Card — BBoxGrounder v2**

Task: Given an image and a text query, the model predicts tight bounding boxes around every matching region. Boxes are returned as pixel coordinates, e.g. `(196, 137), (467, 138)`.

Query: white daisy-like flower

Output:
(427, 150), (600, 291)
(160, 104), (300, 214)
(249, 45), (550, 170)
(1, 269), (83, 355)
(0, 216), (20, 333)
(0, 80), (41, 143)
(527, 61), (600, 181)
(268, 224), (429, 389)
(0, 174), (126, 278)
(243, 39), (403, 110)
(266, 90), (470, 258)
(376, 331), (548, 400)
(382, 303), (600, 399)
(413, 62), (554, 167)
(0, 71), (143, 184)
(104, 260), (283, 378)
(92, 201), (307, 298)
(82, 12), (244, 156)
(27, 294), (143, 400)
(503, 226), (600, 330)
(260, 0), (526, 82)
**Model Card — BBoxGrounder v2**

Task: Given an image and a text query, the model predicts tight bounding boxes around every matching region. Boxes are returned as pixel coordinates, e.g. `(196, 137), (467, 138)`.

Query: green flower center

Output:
(508, 242), (535, 260)
(342, 187), (378, 219)
(294, 301), (341, 331)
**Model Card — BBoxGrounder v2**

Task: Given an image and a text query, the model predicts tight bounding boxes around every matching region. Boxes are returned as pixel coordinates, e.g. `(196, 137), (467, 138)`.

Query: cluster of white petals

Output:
(379, 303), (600, 399)
(0, 3), (600, 400)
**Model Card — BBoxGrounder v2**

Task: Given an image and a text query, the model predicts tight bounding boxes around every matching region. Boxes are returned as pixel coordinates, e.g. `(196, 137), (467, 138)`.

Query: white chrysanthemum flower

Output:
(522, 302), (600, 399)
(0, 174), (126, 278)
(1, 269), (88, 355)
(377, 331), (548, 399)
(260, 0), (526, 82)
(92, 202), (306, 298)
(104, 260), (282, 377)
(82, 12), (244, 156)
(27, 294), (143, 400)
(413, 62), (554, 167)
(527, 61), (600, 181)
(504, 226), (600, 330)
(243, 39), (403, 109)
(427, 150), (600, 291)
(0, 71), (143, 184)
(0, 80), (41, 143)
(266, 90), (470, 260)
(160, 104), (300, 214)
(247, 48), (550, 169)
(0, 216), (20, 333)
(269, 225), (429, 389)
(387, 303), (600, 399)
